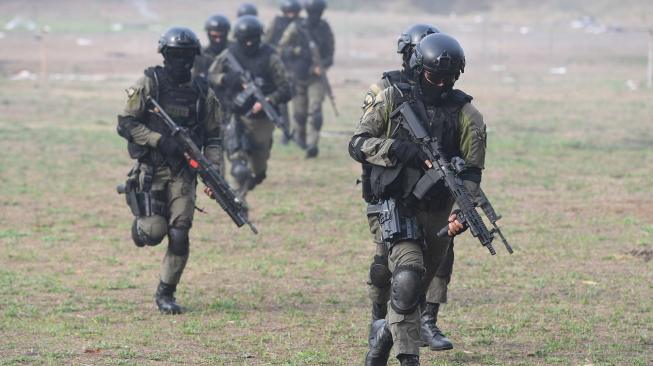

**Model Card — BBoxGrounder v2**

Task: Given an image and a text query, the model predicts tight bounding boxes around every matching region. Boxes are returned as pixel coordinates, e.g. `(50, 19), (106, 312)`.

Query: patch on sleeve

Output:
(361, 91), (376, 110)
(125, 87), (137, 98)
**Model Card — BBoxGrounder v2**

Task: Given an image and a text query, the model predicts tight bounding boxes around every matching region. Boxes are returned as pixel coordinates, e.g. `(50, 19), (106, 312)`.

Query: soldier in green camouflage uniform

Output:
(117, 27), (223, 314)
(264, 0), (302, 145)
(362, 25), (459, 361)
(350, 33), (486, 366)
(277, 0), (334, 158)
(207, 16), (291, 204)
(193, 14), (231, 80)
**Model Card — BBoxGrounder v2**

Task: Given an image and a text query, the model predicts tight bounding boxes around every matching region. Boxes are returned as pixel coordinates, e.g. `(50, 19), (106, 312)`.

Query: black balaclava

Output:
(238, 36), (261, 56)
(207, 32), (228, 55)
(306, 10), (322, 26)
(163, 48), (196, 84)
(419, 70), (456, 104)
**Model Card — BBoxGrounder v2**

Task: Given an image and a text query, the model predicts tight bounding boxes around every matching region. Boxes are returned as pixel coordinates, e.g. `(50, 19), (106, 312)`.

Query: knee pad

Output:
(309, 111), (323, 130)
(369, 255), (391, 288)
(230, 159), (253, 185)
(168, 227), (189, 256)
(131, 216), (167, 247)
(390, 265), (424, 314)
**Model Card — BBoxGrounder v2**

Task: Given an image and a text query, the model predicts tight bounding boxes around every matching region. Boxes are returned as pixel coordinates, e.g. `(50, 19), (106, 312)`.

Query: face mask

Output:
(238, 37), (260, 55)
(420, 70), (455, 101)
(307, 12), (321, 25)
(163, 49), (195, 83)
(208, 31), (227, 50)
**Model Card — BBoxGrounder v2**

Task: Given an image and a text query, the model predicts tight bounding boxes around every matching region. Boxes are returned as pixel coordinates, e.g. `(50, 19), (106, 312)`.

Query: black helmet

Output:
(413, 33), (465, 76)
(158, 27), (200, 56)
(397, 24), (440, 56)
(237, 3), (258, 17)
(281, 0), (302, 14)
(304, 0), (326, 16)
(234, 15), (264, 41)
(204, 14), (231, 33)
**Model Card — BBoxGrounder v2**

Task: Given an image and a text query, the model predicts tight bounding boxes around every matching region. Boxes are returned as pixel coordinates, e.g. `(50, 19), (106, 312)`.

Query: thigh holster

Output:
(367, 198), (421, 249)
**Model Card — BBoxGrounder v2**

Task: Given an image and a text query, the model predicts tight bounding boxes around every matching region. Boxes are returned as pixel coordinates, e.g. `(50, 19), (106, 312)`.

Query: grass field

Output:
(0, 1), (652, 365)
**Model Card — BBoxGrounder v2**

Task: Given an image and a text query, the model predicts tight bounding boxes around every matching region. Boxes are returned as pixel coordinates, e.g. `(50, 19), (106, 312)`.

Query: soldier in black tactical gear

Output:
(208, 15), (291, 207)
(263, 0), (303, 145)
(237, 3), (258, 18)
(278, 0), (335, 157)
(193, 14), (231, 79)
(117, 27), (224, 315)
(352, 33), (485, 366)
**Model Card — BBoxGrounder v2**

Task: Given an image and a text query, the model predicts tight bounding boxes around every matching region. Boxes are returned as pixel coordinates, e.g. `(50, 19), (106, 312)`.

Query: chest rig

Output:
(229, 44), (276, 95)
(371, 85), (472, 206)
(140, 66), (205, 169)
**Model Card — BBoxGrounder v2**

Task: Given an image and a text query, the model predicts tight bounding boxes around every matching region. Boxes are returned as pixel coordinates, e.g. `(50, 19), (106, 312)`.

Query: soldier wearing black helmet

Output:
(360, 24), (459, 366)
(278, 0), (334, 157)
(116, 27), (224, 315)
(193, 14), (231, 79)
(350, 33), (487, 366)
(237, 3), (258, 18)
(264, 0), (303, 145)
(207, 15), (291, 206)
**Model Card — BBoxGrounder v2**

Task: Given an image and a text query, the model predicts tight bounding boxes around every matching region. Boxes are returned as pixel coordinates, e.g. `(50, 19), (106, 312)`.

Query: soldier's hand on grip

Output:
(447, 211), (467, 237)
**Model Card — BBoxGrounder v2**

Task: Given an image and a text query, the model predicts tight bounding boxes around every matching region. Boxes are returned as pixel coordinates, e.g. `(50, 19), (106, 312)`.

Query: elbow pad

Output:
(349, 134), (369, 163)
(117, 115), (140, 141)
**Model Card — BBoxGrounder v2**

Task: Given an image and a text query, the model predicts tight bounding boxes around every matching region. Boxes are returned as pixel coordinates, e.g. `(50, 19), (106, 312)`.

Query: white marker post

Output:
(646, 28), (653, 89)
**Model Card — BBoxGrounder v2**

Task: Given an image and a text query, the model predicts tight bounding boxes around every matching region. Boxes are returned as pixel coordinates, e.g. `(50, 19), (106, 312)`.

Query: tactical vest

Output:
(381, 70), (411, 90)
(129, 66), (205, 171)
(371, 86), (473, 207)
(194, 44), (226, 77)
(228, 44), (277, 95)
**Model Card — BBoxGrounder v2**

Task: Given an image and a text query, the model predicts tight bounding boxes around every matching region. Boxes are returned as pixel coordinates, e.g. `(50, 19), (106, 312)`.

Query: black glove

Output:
(390, 140), (427, 168)
(222, 70), (241, 88)
(157, 134), (181, 159)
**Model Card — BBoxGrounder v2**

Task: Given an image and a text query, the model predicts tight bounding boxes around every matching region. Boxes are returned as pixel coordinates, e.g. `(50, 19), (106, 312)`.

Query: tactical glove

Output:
(390, 140), (428, 168)
(157, 134), (181, 159)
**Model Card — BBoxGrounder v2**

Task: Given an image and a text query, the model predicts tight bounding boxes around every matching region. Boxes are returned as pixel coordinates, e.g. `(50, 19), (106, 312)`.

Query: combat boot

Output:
(305, 146), (319, 159)
(368, 301), (387, 346)
(397, 354), (419, 366)
(155, 281), (182, 314)
(420, 302), (453, 351)
(364, 320), (393, 366)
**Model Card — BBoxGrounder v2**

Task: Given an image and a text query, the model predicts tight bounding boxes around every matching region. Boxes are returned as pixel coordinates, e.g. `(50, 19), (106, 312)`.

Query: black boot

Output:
(368, 302), (387, 345)
(420, 302), (453, 351)
(365, 320), (393, 366)
(397, 354), (419, 366)
(305, 145), (318, 159)
(155, 281), (182, 314)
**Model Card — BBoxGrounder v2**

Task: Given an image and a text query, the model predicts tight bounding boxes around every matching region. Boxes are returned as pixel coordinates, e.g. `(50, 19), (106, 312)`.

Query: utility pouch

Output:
(367, 198), (421, 246)
(233, 88), (256, 115)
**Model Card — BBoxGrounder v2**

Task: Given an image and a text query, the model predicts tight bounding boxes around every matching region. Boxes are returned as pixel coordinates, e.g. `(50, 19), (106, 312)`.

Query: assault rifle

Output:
(224, 52), (290, 138)
(391, 102), (512, 255)
(147, 96), (258, 234)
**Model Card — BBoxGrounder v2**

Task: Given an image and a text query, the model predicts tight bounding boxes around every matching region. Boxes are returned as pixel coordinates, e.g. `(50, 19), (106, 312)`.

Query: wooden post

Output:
(646, 28), (653, 89)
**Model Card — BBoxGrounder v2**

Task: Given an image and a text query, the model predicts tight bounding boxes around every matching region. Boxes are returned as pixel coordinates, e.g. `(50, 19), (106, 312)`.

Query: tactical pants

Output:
(229, 114), (275, 197)
(387, 205), (454, 356)
(291, 76), (326, 149)
(136, 165), (196, 285)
